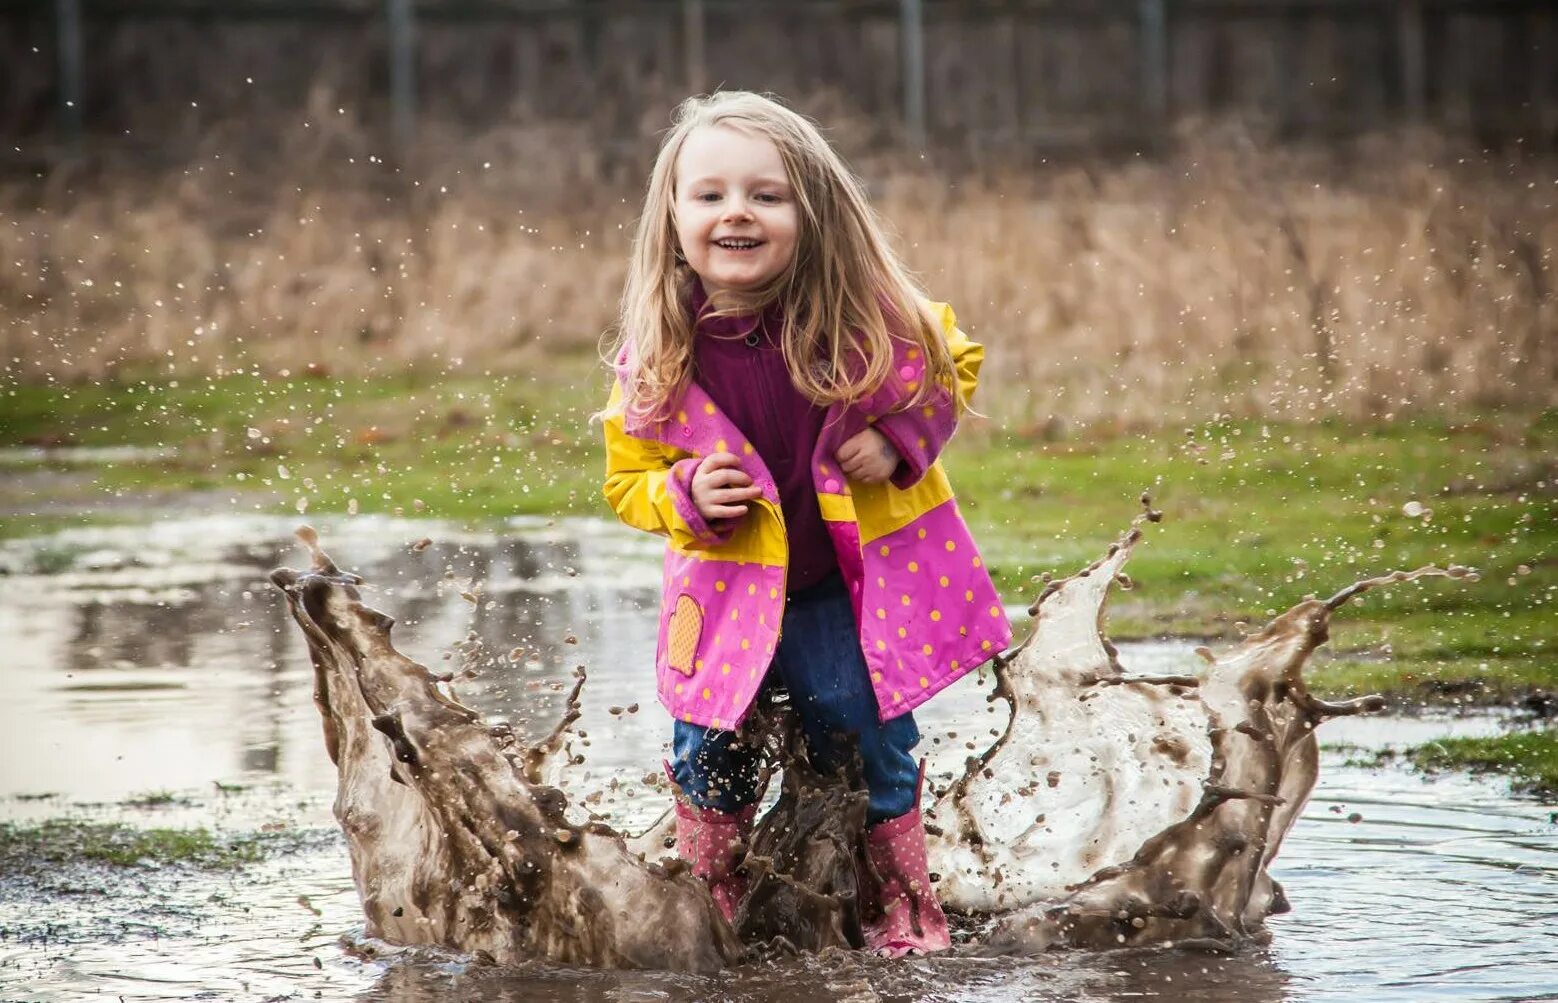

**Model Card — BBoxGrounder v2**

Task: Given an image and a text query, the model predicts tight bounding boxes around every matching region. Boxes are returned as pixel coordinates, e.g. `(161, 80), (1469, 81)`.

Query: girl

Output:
(600, 91), (1010, 957)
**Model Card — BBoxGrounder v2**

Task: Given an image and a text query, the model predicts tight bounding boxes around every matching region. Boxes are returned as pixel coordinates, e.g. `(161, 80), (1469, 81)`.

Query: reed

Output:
(3, 115), (1552, 426)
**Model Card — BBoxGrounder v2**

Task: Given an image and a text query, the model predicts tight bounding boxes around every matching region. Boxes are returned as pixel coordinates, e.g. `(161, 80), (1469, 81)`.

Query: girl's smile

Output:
(674, 125), (799, 295)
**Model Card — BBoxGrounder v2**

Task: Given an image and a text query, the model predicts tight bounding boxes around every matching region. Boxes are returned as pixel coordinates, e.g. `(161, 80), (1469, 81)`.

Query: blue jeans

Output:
(671, 573), (922, 825)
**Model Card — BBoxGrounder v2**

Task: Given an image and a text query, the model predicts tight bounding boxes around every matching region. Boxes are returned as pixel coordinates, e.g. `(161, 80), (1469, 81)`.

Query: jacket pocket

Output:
(666, 593), (704, 677)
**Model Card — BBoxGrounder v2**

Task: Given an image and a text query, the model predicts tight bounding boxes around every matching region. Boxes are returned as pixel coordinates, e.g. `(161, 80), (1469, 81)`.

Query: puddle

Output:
(0, 517), (1553, 1001)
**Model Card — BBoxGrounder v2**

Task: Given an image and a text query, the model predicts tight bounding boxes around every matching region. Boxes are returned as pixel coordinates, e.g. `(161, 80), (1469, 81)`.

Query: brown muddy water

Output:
(1, 516), (1554, 1002)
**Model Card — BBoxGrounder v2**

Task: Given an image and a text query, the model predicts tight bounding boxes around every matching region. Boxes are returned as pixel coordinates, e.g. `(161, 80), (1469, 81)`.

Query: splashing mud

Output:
(268, 507), (1476, 969)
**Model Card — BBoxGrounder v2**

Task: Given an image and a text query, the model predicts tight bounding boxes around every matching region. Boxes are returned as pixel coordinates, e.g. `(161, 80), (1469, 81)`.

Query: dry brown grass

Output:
(3, 114), (1553, 426)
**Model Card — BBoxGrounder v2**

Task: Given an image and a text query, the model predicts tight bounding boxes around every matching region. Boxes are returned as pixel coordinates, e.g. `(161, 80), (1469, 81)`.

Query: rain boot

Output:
(863, 762), (950, 958)
(674, 799), (756, 924)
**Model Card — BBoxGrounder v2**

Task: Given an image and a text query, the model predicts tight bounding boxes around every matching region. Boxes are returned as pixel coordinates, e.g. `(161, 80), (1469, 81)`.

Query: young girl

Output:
(600, 91), (1010, 957)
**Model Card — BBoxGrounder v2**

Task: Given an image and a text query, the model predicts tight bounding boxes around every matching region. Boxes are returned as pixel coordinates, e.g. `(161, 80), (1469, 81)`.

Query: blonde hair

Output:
(607, 91), (954, 424)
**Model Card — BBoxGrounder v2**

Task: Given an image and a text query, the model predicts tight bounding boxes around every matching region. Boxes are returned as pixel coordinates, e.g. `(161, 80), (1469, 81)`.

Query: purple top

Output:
(690, 285), (838, 592)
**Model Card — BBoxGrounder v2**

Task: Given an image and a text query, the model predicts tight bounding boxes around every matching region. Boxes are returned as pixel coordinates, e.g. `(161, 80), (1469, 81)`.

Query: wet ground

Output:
(1, 516), (1554, 1002)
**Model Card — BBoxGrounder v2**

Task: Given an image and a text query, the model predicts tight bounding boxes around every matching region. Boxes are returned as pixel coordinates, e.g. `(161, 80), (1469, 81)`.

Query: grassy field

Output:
(3, 366), (1553, 717)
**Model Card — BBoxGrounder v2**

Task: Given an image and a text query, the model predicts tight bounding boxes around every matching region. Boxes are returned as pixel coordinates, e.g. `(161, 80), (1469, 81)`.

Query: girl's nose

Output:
(721, 199), (753, 222)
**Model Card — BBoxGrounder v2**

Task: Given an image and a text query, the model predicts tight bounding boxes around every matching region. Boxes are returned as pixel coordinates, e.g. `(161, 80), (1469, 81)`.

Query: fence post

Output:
(54, 0), (83, 154)
(900, 0), (926, 149)
(386, 0), (417, 155)
(683, 0), (706, 94)
(1397, 0), (1426, 122)
(1138, 0), (1169, 136)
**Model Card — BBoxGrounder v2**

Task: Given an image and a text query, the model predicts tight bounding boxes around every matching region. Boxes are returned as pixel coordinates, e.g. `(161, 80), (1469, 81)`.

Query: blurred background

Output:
(2, 0), (1554, 425)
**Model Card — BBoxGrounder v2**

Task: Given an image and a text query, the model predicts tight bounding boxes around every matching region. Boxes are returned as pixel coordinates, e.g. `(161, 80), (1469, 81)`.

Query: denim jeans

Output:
(670, 572), (922, 825)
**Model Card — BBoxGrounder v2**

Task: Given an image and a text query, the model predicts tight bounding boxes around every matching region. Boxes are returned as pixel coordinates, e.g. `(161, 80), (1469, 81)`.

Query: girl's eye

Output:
(755, 192), (783, 204)
(696, 192), (721, 202)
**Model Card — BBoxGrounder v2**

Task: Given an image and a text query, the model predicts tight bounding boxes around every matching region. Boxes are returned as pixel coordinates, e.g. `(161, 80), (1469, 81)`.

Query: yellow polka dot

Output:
(759, 614), (767, 626)
(740, 638), (751, 650)
(674, 682), (684, 694)
(683, 711), (692, 721)
(702, 687), (712, 700)
(866, 414), (877, 424)
(876, 608), (887, 620)
(871, 671), (883, 683)
(715, 581), (726, 592)
(742, 441), (754, 455)
(892, 691), (903, 702)
(875, 640), (887, 651)
(906, 381), (919, 392)
(749, 668), (758, 679)
(747, 583), (757, 595)
(897, 627), (907, 638)
(960, 626), (969, 636)
(722, 663), (731, 674)
(695, 659), (704, 670)
(919, 675), (930, 688)
(730, 609), (739, 621)
(922, 643), (933, 655)
(939, 576), (950, 587)
(879, 545), (890, 557)
(677, 410), (688, 424)
(901, 594), (911, 606)
(965, 589), (975, 601)
(945, 540), (957, 552)
(982, 640), (992, 650)
(922, 405), (936, 418)
(908, 561), (919, 573)
(908, 348), (920, 360)
(769, 587), (778, 599)
(930, 610), (941, 621)
(819, 463), (831, 476)
(973, 556), (982, 568)
(712, 717), (721, 729)
(990, 605), (1001, 617)
(950, 660), (960, 670)
(715, 438), (728, 452)
(703, 402), (716, 415)
(917, 436), (927, 448)
(917, 528), (927, 539)
(681, 576), (690, 586)
(877, 576), (886, 588)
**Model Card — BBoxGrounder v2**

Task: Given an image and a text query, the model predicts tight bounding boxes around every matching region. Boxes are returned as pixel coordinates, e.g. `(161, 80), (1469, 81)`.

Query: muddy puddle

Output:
(1, 517), (1554, 1001)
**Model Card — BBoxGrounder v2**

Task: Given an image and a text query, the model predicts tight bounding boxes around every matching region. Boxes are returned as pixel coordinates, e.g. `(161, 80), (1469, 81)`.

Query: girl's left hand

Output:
(836, 428), (900, 484)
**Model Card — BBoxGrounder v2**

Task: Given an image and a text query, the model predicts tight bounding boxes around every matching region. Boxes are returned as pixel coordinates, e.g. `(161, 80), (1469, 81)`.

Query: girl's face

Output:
(673, 125), (799, 297)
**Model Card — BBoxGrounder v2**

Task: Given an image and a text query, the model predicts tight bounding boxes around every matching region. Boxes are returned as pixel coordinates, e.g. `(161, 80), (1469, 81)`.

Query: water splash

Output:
(269, 506), (1476, 966)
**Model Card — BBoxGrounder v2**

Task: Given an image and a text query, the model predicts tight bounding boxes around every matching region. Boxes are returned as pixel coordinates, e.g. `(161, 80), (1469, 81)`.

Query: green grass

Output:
(1404, 728), (1558, 799)
(0, 819), (273, 869)
(3, 372), (1554, 709)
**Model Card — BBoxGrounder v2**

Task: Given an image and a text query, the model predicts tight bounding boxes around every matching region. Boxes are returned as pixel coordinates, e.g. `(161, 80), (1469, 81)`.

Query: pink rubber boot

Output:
(863, 763), (951, 958)
(674, 799), (756, 924)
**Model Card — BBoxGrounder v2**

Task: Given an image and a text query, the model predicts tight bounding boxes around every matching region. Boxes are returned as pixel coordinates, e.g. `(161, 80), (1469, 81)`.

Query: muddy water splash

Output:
(269, 513), (1475, 966)
(269, 527), (740, 973)
(927, 504), (1477, 951)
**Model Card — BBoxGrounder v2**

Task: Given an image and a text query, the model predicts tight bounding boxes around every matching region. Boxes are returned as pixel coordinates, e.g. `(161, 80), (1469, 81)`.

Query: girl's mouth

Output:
(713, 238), (763, 251)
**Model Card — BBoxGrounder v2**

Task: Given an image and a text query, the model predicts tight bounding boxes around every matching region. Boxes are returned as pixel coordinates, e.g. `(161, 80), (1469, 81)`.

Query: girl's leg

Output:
(670, 721), (765, 814)
(668, 721), (765, 923)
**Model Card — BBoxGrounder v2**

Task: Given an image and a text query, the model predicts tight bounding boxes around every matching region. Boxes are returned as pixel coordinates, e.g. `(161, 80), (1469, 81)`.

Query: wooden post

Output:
(387, 0), (416, 154)
(54, 0), (83, 152)
(1397, 0), (1426, 122)
(1138, 0), (1169, 133)
(900, 0), (926, 149)
(683, 0), (706, 95)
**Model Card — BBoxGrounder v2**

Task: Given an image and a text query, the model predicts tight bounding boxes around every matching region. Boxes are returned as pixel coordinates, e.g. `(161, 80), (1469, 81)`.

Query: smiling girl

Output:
(599, 91), (1009, 956)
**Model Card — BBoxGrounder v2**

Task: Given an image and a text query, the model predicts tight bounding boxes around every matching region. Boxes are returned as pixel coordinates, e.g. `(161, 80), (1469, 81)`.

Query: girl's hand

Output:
(691, 452), (763, 522)
(836, 428), (900, 484)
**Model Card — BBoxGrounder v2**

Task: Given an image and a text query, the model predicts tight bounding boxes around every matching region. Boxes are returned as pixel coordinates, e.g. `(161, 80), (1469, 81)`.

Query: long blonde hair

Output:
(607, 91), (954, 424)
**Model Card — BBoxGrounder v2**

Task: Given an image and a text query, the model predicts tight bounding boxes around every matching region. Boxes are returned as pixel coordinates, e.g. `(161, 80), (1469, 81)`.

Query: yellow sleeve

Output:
(600, 381), (731, 549)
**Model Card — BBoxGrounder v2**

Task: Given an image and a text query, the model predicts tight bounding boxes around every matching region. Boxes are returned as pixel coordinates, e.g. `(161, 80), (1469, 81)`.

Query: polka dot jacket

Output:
(602, 301), (1012, 730)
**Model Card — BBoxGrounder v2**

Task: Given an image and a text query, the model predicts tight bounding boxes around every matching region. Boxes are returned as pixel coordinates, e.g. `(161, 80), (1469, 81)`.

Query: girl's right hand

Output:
(691, 452), (763, 523)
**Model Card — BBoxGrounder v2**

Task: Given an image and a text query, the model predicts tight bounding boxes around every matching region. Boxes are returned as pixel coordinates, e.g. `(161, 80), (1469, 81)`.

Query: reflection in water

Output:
(0, 516), (1553, 1002)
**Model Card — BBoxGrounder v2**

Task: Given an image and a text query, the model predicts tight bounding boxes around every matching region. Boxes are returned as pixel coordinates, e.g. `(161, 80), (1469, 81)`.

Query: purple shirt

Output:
(690, 287), (838, 593)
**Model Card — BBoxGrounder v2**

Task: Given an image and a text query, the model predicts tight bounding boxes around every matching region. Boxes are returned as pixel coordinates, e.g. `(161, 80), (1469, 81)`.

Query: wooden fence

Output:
(2, 0), (1554, 162)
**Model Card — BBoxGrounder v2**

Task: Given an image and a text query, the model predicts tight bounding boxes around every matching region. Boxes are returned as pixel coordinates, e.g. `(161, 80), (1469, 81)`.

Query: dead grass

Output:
(3, 114), (1554, 426)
